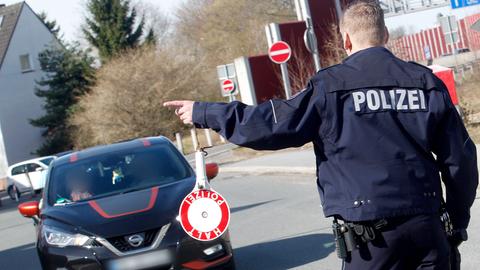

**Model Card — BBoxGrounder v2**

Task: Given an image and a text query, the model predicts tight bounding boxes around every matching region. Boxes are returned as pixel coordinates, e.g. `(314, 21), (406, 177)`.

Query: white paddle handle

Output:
(195, 150), (210, 190)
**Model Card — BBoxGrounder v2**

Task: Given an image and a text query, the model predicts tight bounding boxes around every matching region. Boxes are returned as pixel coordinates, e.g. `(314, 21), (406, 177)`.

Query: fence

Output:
(174, 129), (227, 155)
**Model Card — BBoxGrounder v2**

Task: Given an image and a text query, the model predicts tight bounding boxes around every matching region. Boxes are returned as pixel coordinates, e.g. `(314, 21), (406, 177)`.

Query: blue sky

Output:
(2, 0), (479, 42)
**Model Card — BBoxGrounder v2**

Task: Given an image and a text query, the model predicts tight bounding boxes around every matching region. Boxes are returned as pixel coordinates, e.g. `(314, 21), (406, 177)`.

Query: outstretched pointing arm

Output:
(164, 81), (323, 150)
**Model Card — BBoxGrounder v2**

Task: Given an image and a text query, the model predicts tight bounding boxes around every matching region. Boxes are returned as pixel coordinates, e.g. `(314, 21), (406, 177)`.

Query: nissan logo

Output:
(127, 234), (144, 247)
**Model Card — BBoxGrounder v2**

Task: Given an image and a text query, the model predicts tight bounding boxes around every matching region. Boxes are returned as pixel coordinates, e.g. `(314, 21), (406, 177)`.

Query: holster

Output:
(440, 202), (453, 237)
(440, 200), (461, 270)
(332, 218), (387, 260)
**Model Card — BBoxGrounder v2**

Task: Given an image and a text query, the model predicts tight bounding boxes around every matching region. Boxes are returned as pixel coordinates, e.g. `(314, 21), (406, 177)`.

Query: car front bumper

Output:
(37, 227), (234, 270)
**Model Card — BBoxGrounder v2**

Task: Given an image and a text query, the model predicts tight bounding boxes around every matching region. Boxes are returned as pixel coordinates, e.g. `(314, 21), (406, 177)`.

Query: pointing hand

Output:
(163, 100), (195, 125)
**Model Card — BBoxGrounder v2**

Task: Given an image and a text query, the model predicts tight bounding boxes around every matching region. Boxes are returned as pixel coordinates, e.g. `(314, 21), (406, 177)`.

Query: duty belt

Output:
(332, 217), (388, 260)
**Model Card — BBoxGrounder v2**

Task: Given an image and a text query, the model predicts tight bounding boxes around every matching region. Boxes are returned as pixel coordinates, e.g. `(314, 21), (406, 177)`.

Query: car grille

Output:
(106, 228), (158, 252)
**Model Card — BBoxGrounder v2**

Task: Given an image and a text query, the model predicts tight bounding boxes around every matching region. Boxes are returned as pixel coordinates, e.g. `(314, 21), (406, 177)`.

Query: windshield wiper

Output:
(54, 202), (75, 206)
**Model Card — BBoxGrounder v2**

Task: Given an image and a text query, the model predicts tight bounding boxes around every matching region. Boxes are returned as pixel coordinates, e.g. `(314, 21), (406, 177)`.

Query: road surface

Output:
(0, 171), (479, 269)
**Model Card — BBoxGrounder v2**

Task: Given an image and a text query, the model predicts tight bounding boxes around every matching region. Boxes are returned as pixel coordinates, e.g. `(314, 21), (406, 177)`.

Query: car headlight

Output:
(43, 225), (91, 247)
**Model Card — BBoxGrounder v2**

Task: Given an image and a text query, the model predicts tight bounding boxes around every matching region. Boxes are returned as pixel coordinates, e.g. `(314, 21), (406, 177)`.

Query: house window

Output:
(19, 54), (33, 72)
(0, 16), (4, 28)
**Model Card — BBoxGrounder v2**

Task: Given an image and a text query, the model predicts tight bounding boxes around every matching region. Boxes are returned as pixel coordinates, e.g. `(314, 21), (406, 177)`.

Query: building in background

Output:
(380, 0), (450, 16)
(388, 13), (480, 63)
(0, 2), (58, 187)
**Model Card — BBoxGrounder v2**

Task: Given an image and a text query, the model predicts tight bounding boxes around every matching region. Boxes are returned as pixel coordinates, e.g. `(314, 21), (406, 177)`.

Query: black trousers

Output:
(343, 214), (451, 270)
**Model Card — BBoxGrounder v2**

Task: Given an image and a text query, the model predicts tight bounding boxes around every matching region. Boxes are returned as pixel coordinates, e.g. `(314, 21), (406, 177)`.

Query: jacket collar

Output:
(319, 46), (438, 92)
(342, 46), (395, 65)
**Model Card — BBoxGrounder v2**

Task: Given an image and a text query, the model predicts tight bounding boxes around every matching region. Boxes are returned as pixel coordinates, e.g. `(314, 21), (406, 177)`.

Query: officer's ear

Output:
(343, 32), (353, 54)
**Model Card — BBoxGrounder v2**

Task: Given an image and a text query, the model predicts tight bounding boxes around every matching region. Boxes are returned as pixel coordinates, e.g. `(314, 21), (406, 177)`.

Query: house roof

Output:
(0, 2), (24, 69)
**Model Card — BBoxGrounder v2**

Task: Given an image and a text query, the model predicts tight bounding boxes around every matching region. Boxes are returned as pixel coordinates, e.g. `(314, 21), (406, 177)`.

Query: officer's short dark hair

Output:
(340, 1), (387, 46)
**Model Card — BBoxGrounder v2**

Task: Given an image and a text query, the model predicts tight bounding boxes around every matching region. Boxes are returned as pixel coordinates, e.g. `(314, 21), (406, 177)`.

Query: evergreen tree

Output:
(144, 28), (157, 46)
(82, 0), (149, 61)
(31, 44), (95, 155)
(38, 12), (60, 37)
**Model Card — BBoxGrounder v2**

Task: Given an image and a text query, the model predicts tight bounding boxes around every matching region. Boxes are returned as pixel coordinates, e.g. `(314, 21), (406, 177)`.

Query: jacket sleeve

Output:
(432, 82), (478, 230)
(192, 81), (322, 150)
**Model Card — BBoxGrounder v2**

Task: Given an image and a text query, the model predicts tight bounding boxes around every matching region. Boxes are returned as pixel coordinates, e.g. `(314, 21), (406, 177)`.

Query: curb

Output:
(220, 166), (316, 175)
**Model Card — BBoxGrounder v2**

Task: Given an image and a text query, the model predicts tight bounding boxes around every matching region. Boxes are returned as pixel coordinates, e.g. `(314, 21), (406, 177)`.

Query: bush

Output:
(70, 46), (211, 149)
(457, 71), (480, 143)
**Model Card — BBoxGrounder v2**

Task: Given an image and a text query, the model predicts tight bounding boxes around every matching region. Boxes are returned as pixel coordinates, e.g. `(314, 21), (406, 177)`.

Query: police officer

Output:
(165, 2), (478, 269)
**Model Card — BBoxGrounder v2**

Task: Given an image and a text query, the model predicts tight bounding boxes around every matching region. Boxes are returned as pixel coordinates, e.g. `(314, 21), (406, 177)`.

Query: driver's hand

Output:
(163, 100), (195, 125)
(71, 191), (92, 202)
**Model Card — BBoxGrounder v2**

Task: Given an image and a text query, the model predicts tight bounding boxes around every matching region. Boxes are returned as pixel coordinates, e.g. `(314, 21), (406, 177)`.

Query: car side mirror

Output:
(18, 201), (40, 218)
(35, 167), (45, 172)
(205, 163), (219, 181)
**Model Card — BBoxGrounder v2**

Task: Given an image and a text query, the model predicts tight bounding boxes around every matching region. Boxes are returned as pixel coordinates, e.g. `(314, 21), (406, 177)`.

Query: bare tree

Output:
(281, 23), (346, 96)
(174, 0), (296, 67)
(133, 0), (172, 44)
(322, 24), (347, 67)
(283, 40), (316, 95)
(386, 26), (410, 60)
(70, 46), (211, 149)
(70, 0), (300, 149)
(389, 26), (406, 40)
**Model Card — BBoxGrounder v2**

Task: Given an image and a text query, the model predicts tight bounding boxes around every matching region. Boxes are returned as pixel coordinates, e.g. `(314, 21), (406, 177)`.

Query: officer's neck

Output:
(347, 44), (385, 56)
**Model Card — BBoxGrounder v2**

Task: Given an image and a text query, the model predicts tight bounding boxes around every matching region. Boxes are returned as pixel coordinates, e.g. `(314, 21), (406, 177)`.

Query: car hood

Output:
(41, 178), (195, 238)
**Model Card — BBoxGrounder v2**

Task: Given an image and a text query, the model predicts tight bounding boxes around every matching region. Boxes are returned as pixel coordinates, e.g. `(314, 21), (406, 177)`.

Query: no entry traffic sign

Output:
(179, 189), (230, 241)
(221, 79), (236, 94)
(268, 41), (292, 64)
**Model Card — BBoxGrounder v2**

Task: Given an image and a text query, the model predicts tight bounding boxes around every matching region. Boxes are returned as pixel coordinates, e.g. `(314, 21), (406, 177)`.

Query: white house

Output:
(0, 2), (58, 184)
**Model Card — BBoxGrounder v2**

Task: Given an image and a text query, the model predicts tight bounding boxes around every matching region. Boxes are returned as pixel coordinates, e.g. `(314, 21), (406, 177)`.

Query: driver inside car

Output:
(66, 168), (93, 202)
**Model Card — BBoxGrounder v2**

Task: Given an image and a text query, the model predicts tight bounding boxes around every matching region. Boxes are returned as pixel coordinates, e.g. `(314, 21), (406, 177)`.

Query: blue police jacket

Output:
(193, 47), (478, 229)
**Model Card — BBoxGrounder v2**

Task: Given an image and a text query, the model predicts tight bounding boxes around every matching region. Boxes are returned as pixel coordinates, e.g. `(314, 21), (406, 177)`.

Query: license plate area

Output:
(105, 249), (173, 270)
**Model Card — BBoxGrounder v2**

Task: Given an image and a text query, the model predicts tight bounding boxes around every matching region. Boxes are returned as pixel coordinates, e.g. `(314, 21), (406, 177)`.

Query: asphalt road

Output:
(0, 172), (479, 270)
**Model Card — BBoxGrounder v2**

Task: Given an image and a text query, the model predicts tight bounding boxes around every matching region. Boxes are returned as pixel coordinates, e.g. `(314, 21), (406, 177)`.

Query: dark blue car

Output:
(18, 137), (235, 270)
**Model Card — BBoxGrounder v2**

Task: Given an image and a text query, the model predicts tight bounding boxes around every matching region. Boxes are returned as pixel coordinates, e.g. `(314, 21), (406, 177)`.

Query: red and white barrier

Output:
(389, 14), (480, 62)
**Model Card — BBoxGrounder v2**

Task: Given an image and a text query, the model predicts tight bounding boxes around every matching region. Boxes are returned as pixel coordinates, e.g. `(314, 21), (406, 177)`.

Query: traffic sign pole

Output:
(296, 0), (322, 72)
(280, 63), (292, 99)
(266, 23), (293, 99)
(447, 15), (457, 55)
(217, 64), (238, 101)
(304, 17), (321, 72)
(440, 15), (459, 67)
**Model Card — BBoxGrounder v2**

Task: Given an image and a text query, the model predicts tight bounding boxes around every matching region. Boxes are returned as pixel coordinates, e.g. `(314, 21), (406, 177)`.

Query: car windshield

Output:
(40, 157), (54, 166)
(48, 143), (193, 205)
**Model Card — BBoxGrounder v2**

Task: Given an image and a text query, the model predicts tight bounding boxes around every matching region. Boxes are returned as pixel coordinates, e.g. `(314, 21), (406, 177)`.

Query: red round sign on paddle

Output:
(179, 189), (230, 241)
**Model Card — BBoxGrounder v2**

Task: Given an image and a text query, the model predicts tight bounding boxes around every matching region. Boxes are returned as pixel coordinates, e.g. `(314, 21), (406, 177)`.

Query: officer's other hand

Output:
(163, 100), (195, 125)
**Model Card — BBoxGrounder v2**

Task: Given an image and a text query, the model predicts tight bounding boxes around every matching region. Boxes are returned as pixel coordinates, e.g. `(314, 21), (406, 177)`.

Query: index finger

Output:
(163, 100), (186, 108)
